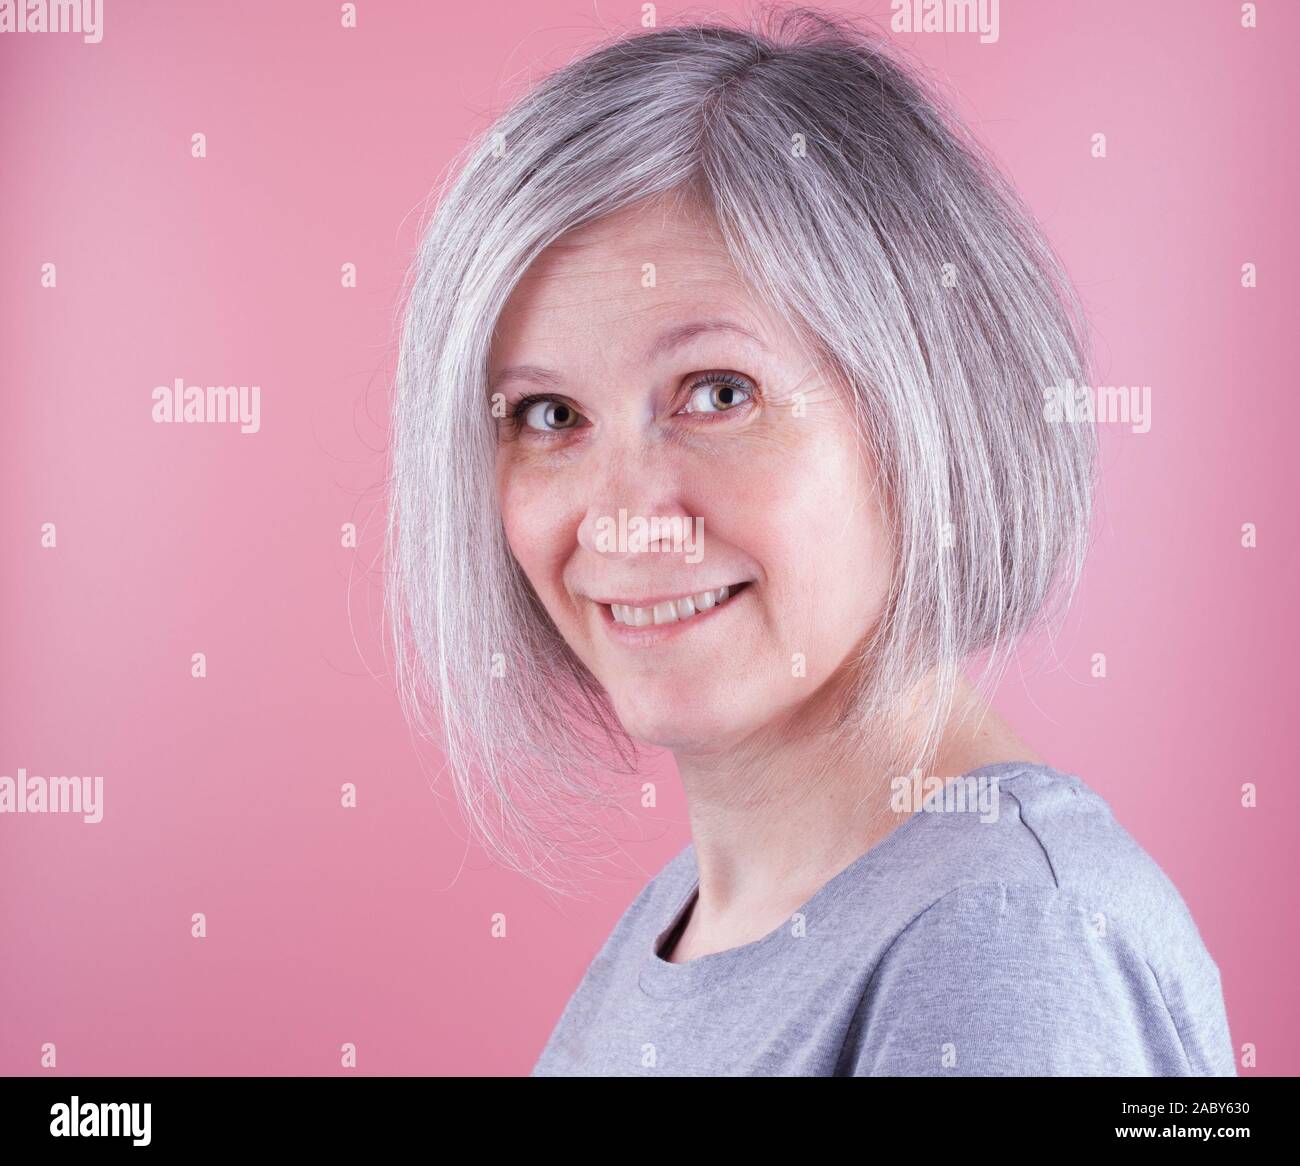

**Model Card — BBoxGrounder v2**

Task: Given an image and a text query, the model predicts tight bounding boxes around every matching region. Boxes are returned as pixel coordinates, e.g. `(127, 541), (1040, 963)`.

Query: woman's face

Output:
(490, 197), (895, 754)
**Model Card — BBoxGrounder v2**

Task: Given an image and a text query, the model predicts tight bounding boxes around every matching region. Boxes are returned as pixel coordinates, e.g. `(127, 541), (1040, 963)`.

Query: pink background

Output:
(2, 0), (1295, 1075)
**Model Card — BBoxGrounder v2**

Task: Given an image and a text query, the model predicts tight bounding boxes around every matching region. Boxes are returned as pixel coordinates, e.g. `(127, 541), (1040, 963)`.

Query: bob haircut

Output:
(386, 6), (1096, 892)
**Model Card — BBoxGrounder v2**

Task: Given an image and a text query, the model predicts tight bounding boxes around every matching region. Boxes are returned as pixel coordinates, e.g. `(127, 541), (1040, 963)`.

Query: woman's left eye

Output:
(679, 375), (755, 415)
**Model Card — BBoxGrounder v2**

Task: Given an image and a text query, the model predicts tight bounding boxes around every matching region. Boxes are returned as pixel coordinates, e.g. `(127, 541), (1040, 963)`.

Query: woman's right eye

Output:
(518, 397), (583, 432)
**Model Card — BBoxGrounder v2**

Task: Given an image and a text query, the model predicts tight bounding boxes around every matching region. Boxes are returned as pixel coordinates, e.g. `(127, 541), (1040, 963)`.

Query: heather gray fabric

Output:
(531, 762), (1236, 1076)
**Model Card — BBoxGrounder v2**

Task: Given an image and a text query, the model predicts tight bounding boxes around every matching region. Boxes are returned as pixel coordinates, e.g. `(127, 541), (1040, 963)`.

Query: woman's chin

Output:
(611, 693), (752, 754)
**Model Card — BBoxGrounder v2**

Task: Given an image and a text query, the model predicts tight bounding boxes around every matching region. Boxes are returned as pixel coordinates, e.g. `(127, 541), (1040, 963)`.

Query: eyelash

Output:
(506, 372), (757, 438)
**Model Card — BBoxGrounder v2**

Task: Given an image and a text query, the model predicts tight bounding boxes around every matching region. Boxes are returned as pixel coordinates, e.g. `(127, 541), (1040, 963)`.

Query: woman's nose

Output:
(574, 447), (698, 560)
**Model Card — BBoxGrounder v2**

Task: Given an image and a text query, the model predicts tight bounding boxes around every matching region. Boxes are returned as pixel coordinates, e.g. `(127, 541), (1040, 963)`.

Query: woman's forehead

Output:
(493, 230), (774, 348)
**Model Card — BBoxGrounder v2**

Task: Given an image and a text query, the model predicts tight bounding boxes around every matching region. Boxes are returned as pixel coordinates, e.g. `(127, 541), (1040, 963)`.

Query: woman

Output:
(386, 8), (1235, 1076)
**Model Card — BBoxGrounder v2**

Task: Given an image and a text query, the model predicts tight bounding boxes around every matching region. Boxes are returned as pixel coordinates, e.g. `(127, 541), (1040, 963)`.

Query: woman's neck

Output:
(664, 673), (1042, 962)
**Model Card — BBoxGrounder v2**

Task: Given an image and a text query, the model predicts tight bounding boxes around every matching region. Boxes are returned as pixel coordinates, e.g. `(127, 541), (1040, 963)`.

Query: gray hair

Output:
(386, 5), (1096, 893)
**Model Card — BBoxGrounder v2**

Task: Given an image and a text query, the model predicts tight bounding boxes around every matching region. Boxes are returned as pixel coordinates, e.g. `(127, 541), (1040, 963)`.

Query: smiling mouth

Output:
(604, 582), (751, 627)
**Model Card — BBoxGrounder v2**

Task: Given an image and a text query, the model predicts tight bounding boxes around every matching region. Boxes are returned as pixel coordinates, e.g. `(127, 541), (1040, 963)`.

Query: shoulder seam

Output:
(1003, 783), (1061, 889)
(862, 878), (1151, 993)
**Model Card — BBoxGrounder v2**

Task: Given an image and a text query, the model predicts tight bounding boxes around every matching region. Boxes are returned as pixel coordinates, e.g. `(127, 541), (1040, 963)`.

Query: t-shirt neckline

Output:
(637, 760), (1043, 1000)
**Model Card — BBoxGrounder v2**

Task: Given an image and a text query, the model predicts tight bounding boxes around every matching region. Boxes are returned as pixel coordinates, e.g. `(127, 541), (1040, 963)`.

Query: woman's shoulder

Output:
(948, 761), (1207, 944)
(850, 761), (1237, 1075)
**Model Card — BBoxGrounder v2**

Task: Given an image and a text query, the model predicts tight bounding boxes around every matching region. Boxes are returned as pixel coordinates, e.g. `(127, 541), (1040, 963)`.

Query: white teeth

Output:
(609, 585), (743, 627)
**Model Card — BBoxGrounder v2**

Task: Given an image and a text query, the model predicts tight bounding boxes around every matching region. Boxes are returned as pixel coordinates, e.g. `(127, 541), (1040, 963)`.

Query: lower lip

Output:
(598, 586), (751, 647)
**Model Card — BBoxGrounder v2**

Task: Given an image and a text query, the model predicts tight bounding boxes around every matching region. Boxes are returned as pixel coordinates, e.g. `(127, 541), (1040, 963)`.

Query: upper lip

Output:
(586, 582), (750, 607)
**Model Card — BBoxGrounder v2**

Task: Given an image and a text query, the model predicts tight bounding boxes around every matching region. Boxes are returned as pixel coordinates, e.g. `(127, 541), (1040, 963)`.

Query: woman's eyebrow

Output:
(488, 364), (563, 394)
(646, 319), (767, 361)
(488, 319), (767, 393)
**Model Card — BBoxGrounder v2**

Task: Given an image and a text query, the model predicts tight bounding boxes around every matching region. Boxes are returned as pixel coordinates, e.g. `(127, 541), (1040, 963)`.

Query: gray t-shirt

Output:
(531, 761), (1236, 1076)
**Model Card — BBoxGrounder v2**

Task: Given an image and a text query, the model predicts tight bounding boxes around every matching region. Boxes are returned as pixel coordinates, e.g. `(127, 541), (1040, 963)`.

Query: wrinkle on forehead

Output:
(519, 217), (744, 290)
(494, 198), (767, 352)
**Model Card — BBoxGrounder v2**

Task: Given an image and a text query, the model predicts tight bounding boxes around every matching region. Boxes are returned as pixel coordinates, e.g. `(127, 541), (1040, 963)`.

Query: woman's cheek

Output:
(715, 420), (852, 534)
(733, 425), (888, 663)
(497, 464), (562, 586)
